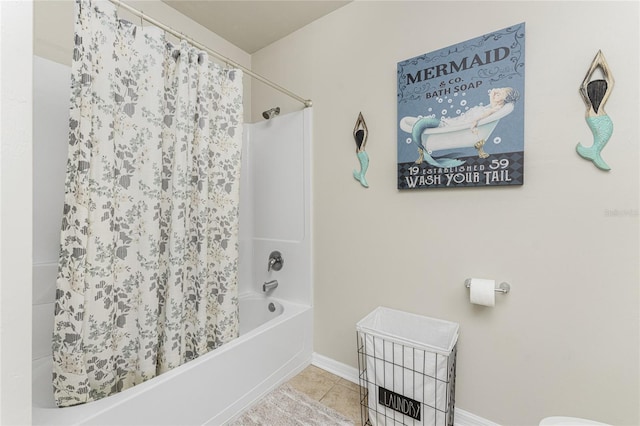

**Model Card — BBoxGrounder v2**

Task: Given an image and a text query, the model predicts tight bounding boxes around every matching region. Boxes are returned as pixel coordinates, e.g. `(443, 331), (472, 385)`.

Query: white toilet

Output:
(540, 416), (610, 425)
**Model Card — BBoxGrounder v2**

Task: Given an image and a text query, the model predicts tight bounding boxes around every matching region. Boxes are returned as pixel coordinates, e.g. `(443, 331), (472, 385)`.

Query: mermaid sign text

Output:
(397, 23), (525, 189)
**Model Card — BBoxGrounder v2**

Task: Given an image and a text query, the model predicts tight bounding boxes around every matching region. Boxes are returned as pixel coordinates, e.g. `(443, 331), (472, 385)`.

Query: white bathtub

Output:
(400, 102), (514, 152)
(32, 293), (312, 426)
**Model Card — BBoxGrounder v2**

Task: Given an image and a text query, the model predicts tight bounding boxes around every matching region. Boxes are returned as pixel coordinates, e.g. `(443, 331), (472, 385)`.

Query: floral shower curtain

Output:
(53, 0), (243, 407)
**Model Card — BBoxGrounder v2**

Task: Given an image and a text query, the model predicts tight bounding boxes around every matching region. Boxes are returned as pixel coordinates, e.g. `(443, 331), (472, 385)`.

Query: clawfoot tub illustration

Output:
(400, 87), (520, 168)
(576, 50), (614, 171)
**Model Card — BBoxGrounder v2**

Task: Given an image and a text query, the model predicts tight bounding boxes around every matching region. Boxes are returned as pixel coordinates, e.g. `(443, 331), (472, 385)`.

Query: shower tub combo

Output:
(33, 293), (312, 425)
(33, 55), (313, 426)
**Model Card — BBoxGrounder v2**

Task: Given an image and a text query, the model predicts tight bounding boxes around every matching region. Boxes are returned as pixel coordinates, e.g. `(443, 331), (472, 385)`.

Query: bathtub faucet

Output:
(263, 280), (279, 292)
(267, 251), (284, 272)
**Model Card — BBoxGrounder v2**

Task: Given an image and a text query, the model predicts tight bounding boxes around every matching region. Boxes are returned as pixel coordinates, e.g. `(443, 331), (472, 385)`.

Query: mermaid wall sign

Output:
(397, 23), (525, 190)
(577, 50), (614, 171)
(353, 112), (369, 188)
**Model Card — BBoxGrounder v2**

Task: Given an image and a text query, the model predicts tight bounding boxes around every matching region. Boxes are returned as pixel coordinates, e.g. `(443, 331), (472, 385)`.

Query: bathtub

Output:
(400, 102), (514, 152)
(32, 293), (312, 426)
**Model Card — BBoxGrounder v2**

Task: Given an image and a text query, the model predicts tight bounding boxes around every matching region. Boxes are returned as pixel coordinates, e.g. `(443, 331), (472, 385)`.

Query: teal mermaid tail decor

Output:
(412, 117), (466, 168)
(353, 151), (369, 188)
(578, 51), (614, 171)
(353, 112), (370, 188)
(576, 115), (613, 171)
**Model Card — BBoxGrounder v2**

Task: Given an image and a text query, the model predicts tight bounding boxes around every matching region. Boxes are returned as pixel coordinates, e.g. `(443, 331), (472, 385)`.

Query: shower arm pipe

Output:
(107, 0), (313, 108)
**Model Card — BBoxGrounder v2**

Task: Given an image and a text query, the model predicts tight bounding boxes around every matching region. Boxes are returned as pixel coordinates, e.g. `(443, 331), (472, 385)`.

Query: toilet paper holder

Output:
(464, 278), (511, 294)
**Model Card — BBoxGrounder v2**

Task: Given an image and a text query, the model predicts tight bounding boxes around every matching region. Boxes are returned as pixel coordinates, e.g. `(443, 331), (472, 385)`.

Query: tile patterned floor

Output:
(287, 365), (362, 425)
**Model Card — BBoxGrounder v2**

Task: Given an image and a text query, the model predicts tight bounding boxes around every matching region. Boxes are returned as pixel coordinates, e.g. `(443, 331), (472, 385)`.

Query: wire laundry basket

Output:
(356, 307), (459, 426)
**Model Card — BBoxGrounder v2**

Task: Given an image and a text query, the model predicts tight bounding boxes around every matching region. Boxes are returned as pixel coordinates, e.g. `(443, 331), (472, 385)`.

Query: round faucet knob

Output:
(268, 251), (283, 272)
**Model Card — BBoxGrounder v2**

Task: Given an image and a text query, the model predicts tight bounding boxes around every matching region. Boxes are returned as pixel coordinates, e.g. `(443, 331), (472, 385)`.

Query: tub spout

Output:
(263, 280), (279, 292)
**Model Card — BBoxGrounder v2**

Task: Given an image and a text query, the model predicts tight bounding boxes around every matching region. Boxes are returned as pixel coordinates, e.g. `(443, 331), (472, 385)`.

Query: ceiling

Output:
(163, 1), (352, 54)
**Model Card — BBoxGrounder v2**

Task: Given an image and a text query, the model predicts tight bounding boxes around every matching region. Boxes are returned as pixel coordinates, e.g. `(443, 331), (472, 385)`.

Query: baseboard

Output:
(311, 352), (360, 384)
(311, 352), (500, 426)
(454, 408), (501, 426)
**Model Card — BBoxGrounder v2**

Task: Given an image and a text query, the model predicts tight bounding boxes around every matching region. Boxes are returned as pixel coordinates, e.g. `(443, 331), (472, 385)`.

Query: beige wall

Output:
(252, 2), (639, 425)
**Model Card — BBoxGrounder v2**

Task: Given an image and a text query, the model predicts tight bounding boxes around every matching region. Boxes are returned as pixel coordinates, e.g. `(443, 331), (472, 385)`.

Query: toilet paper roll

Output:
(469, 278), (495, 307)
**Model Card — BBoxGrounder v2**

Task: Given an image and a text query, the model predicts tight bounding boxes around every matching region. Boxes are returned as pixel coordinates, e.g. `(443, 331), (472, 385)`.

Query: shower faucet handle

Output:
(268, 251), (284, 272)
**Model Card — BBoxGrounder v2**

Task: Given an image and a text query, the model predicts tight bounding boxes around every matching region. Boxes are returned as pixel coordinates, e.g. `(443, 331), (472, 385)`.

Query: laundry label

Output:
(378, 386), (421, 421)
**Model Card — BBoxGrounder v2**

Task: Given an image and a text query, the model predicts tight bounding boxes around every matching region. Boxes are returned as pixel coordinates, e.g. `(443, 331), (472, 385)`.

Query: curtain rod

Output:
(107, 0), (312, 108)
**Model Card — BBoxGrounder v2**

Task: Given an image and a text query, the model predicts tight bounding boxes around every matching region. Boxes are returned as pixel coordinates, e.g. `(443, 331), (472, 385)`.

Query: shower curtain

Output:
(53, 0), (243, 407)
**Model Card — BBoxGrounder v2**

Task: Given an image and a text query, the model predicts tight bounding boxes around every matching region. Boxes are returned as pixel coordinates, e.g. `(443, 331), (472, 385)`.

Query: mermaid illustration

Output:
(401, 87), (520, 168)
(353, 112), (369, 187)
(576, 50), (614, 171)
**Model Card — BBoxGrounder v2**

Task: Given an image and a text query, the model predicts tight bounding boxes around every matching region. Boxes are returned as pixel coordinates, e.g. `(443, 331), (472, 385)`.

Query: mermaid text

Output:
(405, 47), (511, 86)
